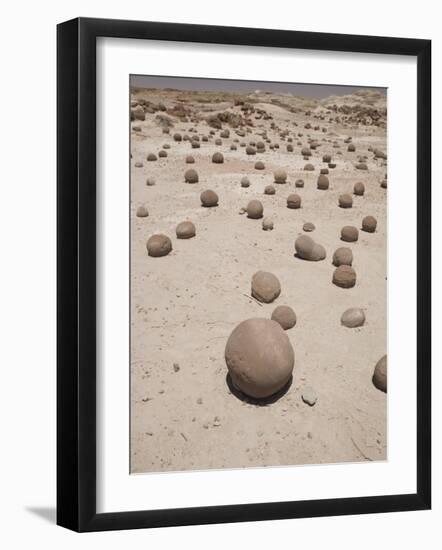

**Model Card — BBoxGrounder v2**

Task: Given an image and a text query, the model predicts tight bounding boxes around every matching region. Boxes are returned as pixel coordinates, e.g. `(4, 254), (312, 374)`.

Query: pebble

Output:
(302, 386), (317, 406)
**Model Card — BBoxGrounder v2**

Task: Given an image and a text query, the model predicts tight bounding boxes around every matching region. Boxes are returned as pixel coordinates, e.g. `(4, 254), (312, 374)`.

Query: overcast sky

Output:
(131, 74), (386, 99)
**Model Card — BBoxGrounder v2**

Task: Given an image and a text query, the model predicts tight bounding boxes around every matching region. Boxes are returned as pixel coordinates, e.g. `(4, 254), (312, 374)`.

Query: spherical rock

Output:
(212, 152), (224, 164)
(347, 143), (356, 152)
(354, 181), (365, 196)
(247, 200), (264, 219)
(332, 247), (353, 267)
(262, 217), (274, 231)
(317, 174), (329, 190)
(373, 355), (387, 392)
(341, 226), (359, 242)
(362, 215), (377, 233)
(333, 265), (357, 288)
(254, 161), (265, 170)
(274, 169), (287, 184)
(225, 318), (294, 399)
(147, 153), (157, 161)
(271, 305), (296, 330)
(295, 235), (326, 261)
(301, 147), (312, 157)
(146, 234), (172, 257)
(246, 146), (256, 155)
(176, 221), (196, 239)
(251, 271), (281, 303)
(356, 162), (368, 170)
(185, 155), (195, 164)
(341, 308), (365, 328)
(322, 154), (332, 163)
(241, 176), (250, 188)
(339, 193), (353, 208)
(184, 168), (198, 183)
(304, 163), (315, 171)
(173, 133), (182, 142)
(158, 149), (167, 158)
(146, 177), (156, 186)
(295, 179), (304, 188)
(200, 189), (219, 207)
(134, 161), (143, 168)
(303, 222), (315, 232)
(264, 185), (276, 195)
(136, 205), (149, 218)
(287, 194), (302, 209)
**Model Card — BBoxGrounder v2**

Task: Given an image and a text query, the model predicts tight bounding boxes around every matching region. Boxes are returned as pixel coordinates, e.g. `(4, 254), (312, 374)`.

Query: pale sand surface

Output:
(130, 87), (387, 473)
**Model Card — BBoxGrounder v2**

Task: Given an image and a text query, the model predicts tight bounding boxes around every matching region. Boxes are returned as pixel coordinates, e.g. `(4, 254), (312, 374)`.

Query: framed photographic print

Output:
(57, 17), (431, 532)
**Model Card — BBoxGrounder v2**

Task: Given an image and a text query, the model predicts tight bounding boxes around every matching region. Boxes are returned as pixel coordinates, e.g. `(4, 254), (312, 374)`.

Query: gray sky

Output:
(130, 74), (386, 99)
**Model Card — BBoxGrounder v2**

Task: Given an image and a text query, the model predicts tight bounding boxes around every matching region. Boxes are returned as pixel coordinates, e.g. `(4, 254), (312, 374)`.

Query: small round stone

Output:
(184, 168), (198, 183)
(264, 185), (276, 195)
(262, 217), (274, 231)
(333, 265), (357, 288)
(136, 205), (149, 218)
(146, 177), (156, 186)
(303, 222), (315, 232)
(295, 179), (304, 188)
(271, 305), (296, 330)
(158, 150), (167, 158)
(200, 189), (219, 207)
(185, 155), (195, 164)
(134, 161), (143, 168)
(147, 153), (157, 161)
(246, 146), (256, 155)
(373, 355), (387, 392)
(332, 247), (353, 267)
(146, 234), (172, 257)
(362, 215), (377, 233)
(254, 161), (265, 170)
(354, 181), (365, 196)
(304, 163), (315, 171)
(247, 200), (264, 219)
(241, 176), (250, 188)
(176, 221), (196, 239)
(224, 318), (294, 399)
(341, 226), (359, 242)
(287, 194), (301, 209)
(339, 194), (353, 208)
(341, 308), (365, 328)
(251, 271), (281, 303)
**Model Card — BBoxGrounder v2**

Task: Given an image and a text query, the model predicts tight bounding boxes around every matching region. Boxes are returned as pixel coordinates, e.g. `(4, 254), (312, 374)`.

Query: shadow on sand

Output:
(226, 373), (292, 406)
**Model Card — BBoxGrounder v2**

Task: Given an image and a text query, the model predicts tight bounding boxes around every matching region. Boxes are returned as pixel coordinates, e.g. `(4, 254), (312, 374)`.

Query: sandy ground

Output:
(130, 88), (387, 473)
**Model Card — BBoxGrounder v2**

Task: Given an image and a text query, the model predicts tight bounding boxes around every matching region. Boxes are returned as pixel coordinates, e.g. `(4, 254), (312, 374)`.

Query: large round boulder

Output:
(247, 200), (264, 219)
(332, 247), (353, 267)
(225, 318), (294, 399)
(333, 265), (357, 288)
(271, 305), (297, 330)
(176, 221), (196, 239)
(287, 194), (302, 209)
(362, 215), (377, 233)
(274, 169), (287, 184)
(200, 189), (219, 207)
(373, 355), (387, 392)
(295, 235), (326, 261)
(146, 234), (172, 257)
(341, 308), (365, 328)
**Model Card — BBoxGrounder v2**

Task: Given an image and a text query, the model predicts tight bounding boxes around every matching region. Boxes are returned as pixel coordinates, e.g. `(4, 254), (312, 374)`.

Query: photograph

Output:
(129, 75), (388, 474)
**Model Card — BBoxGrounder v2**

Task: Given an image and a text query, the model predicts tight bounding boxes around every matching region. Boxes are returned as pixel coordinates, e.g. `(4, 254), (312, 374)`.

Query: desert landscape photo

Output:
(130, 76), (388, 474)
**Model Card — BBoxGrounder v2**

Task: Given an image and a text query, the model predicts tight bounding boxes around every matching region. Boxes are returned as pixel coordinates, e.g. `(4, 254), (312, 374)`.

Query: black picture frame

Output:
(57, 17), (431, 532)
